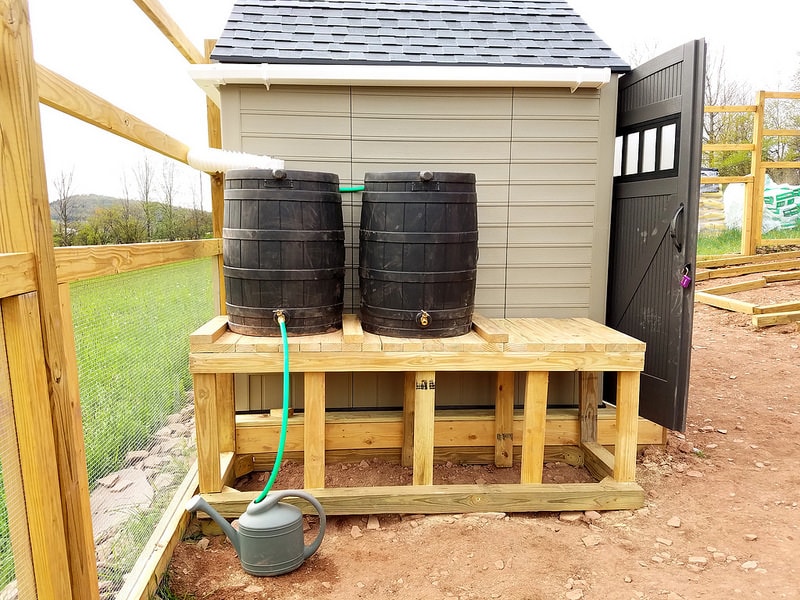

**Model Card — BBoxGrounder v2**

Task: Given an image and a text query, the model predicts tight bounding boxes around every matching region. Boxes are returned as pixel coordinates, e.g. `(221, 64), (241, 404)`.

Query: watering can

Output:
(186, 490), (326, 576)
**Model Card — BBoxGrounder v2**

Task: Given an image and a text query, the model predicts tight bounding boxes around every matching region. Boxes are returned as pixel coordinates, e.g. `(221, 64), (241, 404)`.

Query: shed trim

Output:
(189, 63), (612, 106)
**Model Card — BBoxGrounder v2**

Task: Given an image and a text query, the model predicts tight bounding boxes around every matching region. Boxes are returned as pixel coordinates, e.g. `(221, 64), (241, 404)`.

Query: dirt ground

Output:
(168, 277), (800, 600)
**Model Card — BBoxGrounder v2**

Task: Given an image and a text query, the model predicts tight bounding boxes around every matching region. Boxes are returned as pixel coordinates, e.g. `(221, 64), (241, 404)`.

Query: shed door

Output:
(606, 39), (706, 432)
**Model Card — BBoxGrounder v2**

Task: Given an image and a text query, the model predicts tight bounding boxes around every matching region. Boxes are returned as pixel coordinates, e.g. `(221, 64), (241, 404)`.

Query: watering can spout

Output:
(186, 495), (241, 555)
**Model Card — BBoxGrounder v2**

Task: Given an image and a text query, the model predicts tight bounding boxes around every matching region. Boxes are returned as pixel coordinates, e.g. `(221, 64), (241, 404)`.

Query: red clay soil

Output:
(168, 278), (800, 600)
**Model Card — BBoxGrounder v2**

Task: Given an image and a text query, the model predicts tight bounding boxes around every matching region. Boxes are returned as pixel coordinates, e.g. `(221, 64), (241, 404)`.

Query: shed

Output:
(191, 0), (705, 432)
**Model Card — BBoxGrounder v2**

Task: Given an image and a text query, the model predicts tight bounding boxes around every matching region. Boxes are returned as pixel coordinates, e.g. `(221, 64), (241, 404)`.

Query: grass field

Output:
(71, 258), (214, 486)
(697, 225), (800, 256)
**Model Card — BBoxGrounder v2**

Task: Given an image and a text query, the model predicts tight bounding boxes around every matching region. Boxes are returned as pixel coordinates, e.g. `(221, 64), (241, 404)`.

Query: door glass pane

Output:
(642, 128), (657, 172)
(613, 136), (623, 177)
(660, 123), (677, 170)
(624, 132), (639, 175)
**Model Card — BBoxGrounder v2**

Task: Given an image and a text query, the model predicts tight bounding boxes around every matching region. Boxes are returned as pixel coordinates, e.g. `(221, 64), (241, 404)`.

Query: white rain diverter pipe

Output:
(186, 147), (284, 173)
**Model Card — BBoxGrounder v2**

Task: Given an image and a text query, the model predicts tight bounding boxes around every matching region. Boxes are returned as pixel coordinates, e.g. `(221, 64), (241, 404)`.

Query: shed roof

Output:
(210, 0), (630, 73)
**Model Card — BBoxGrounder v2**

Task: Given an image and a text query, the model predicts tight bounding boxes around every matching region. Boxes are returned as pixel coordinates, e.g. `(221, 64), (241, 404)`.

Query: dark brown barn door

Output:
(606, 40), (706, 432)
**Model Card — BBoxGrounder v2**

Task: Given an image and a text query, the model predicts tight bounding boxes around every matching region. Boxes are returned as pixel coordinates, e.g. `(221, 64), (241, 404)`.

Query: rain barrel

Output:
(359, 170), (478, 338)
(223, 168), (345, 336)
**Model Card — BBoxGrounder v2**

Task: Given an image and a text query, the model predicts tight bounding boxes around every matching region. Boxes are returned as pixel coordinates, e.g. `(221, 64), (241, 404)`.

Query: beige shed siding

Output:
(220, 80), (619, 410)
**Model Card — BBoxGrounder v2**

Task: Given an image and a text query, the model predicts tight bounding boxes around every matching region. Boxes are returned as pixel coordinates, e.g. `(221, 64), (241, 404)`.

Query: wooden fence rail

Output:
(702, 91), (800, 255)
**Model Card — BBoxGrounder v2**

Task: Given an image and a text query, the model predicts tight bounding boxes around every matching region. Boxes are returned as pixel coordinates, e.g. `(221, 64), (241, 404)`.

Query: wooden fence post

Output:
(0, 1), (98, 597)
(206, 39), (227, 316)
(747, 91), (767, 255)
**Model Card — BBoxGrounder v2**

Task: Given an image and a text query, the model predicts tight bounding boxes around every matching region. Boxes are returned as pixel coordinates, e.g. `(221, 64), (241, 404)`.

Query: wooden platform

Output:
(189, 314), (649, 514)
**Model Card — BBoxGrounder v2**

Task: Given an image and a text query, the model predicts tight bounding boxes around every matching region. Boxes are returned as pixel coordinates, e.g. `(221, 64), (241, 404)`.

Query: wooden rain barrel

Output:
(359, 170), (478, 338)
(223, 168), (345, 336)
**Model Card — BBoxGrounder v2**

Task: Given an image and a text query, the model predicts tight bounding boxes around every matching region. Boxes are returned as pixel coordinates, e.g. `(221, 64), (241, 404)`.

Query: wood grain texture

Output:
(0, 252), (36, 298)
(194, 373), (221, 492)
(204, 480), (646, 517)
(304, 373), (326, 489)
(521, 371), (548, 483)
(54, 239), (221, 284)
(37, 63), (190, 164)
(133, 0), (205, 64)
(1, 294), (72, 599)
(413, 371), (436, 486)
(494, 372), (514, 467)
(613, 371), (641, 482)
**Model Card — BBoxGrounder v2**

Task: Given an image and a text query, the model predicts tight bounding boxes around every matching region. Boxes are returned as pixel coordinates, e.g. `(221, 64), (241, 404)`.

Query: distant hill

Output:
(49, 194), (123, 221)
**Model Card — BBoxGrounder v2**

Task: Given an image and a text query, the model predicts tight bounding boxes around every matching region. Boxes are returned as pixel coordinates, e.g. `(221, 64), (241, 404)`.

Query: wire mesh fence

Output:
(69, 258), (214, 598)
(0, 426), (33, 600)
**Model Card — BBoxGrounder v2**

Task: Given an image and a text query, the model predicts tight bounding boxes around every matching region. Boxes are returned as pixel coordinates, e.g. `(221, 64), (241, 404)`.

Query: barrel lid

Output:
(364, 171), (475, 184)
(226, 168), (340, 184)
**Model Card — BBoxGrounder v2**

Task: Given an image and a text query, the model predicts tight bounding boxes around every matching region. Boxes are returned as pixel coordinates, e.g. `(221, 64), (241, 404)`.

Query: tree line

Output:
(52, 157), (212, 246)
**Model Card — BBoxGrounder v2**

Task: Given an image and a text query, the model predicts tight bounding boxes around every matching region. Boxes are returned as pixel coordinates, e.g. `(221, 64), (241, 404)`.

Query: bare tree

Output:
(53, 168), (76, 246)
(702, 47), (754, 177)
(133, 156), (156, 241)
(117, 173), (146, 243)
(160, 161), (178, 241)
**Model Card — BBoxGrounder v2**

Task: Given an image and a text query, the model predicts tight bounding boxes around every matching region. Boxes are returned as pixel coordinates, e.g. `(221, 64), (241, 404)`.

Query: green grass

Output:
(698, 225), (800, 257)
(0, 468), (12, 590)
(71, 259), (214, 487)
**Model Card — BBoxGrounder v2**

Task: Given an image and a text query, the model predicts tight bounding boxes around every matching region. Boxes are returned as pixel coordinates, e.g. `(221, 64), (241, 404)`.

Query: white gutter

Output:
(189, 63), (612, 107)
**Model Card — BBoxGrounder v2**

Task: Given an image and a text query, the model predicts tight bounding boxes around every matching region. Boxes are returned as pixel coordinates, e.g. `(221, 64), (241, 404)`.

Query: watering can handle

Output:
(268, 490), (327, 559)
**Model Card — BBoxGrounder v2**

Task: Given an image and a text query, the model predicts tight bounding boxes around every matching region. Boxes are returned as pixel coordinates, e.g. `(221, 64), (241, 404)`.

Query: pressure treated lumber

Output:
(614, 371), (641, 482)
(413, 371), (436, 485)
(1, 295), (72, 598)
(752, 311), (800, 328)
(494, 372), (515, 467)
(194, 373), (221, 492)
(133, 0), (205, 64)
(520, 371), (548, 483)
(2, 4), (98, 595)
(0, 252), (36, 298)
(202, 481), (646, 517)
(304, 373), (326, 489)
(54, 239), (221, 284)
(37, 64), (190, 165)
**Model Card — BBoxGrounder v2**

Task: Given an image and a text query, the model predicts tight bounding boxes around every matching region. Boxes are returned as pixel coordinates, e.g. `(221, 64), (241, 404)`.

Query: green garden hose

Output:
(339, 185), (365, 193)
(253, 312), (290, 503)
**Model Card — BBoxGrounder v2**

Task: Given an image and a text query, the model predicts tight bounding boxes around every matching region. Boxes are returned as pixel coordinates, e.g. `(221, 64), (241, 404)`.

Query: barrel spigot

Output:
(273, 309), (288, 325)
(416, 310), (431, 328)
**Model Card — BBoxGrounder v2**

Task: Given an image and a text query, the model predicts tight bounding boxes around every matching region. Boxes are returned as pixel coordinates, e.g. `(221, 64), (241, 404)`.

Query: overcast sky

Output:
(26, 0), (800, 208)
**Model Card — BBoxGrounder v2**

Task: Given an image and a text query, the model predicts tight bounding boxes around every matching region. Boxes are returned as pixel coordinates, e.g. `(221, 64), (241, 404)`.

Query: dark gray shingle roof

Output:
(210, 0), (630, 72)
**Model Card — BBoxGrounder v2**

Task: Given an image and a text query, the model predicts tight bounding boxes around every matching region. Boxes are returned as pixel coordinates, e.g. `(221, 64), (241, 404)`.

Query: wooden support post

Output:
(1, 294), (72, 598)
(304, 372), (326, 489)
(194, 373), (221, 492)
(401, 372), (415, 467)
(579, 372), (599, 444)
(494, 372), (514, 467)
(412, 371), (435, 486)
(0, 304), (37, 598)
(747, 90), (766, 255)
(205, 39), (226, 316)
(215, 373), (235, 454)
(613, 371), (641, 482)
(2, 3), (99, 596)
(520, 371), (549, 483)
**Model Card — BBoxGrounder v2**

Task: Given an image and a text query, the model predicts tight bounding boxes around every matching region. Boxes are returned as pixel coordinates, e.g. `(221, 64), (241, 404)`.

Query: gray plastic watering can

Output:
(186, 490), (326, 576)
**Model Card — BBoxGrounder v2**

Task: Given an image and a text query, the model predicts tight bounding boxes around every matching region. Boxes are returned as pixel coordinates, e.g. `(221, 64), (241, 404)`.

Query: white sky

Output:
(26, 0), (800, 208)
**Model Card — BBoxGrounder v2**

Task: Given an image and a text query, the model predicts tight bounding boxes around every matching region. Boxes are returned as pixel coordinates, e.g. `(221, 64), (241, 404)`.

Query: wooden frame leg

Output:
(304, 372), (326, 489)
(614, 371), (641, 482)
(402, 372), (415, 467)
(579, 372), (599, 444)
(412, 371), (435, 486)
(521, 372), (549, 483)
(494, 372), (515, 467)
(194, 373), (221, 493)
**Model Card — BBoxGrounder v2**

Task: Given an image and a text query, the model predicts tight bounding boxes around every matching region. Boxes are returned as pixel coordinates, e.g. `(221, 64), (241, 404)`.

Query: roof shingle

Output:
(211, 0), (629, 72)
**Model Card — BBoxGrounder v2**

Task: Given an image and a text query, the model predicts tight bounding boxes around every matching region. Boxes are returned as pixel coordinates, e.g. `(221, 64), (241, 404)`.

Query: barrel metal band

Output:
(360, 230), (477, 244)
(224, 266), (345, 281)
(359, 267), (477, 283)
(224, 228), (345, 242)
(361, 304), (474, 320)
(226, 303), (343, 318)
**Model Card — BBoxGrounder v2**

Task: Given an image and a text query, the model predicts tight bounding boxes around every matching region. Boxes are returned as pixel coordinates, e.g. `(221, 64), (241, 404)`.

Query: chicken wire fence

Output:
(0, 446), (32, 600)
(69, 258), (214, 598)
